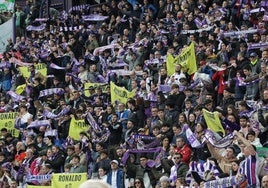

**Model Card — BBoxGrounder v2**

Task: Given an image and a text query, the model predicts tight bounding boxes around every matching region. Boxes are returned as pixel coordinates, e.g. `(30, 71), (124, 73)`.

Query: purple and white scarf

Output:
(27, 120), (50, 129)
(39, 88), (64, 98)
(82, 15), (109, 21)
(26, 24), (46, 31)
(185, 126), (203, 148)
(203, 175), (246, 188)
(248, 42), (268, 50)
(50, 63), (66, 70)
(204, 130), (234, 148)
(42, 106), (70, 119)
(10, 57), (33, 66)
(7, 91), (25, 102)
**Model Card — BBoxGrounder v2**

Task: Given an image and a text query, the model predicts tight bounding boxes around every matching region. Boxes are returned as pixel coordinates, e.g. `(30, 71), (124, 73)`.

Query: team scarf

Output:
(127, 134), (159, 149)
(248, 42), (268, 50)
(222, 29), (258, 37)
(204, 130), (235, 148)
(186, 160), (220, 184)
(39, 88), (64, 98)
(121, 147), (163, 166)
(50, 63), (66, 70)
(185, 126), (203, 148)
(59, 25), (82, 32)
(26, 24), (46, 31)
(44, 129), (58, 137)
(34, 18), (49, 22)
(68, 4), (91, 13)
(204, 175), (246, 188)
(82, 14), (109, 21)
(7, 91), (25, 102)
(86, 112), (101, 132)
(66, 73), (81, 83)
(93, 43), (121, 56)
(194, 17), (207, 29)
(91, 127), (110, 143)
(42, 106), (70, 119)
(0, 61), (11, 69)
(144, 58), (165, 66)
(26, 174), (51, 183)
(238, 78), (260, 86)
(108, 60), (129, 68)
(27, 120), (50, 129)
(250, 7), (265, 14)
(9, 57), (33, 66)
(181, 25), (214, 34)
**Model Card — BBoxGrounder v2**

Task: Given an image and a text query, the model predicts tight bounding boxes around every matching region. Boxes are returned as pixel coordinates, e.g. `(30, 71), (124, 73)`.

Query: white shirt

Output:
(111, 170), (117, 188)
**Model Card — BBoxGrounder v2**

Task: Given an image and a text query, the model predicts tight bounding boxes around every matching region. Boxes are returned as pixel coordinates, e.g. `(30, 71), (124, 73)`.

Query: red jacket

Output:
(212, 70), (226, 94)
(175, 144), (192, 164)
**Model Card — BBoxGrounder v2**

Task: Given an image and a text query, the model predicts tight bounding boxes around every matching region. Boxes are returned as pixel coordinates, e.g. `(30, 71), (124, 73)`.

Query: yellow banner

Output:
(19, 63), (47, 78)
(84, 82), (107, 97)
(16, 84), (26, 94)
(51, 173), (87, 188)
(110, 82), (135, 104)
(166, 42), (197, 76)
(0, 112), (19, 137)
(68, 118), (89, 140)
(202, 109), (225, 135)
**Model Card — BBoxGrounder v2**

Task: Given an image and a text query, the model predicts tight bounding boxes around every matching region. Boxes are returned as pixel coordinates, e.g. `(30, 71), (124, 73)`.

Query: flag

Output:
(0, 112), (19, 137)
(51, 173), (87, 188)
(202, 109), (225, 135)
(68, 118), (89, 140)
(15, 84), (26, 95)
(110, 82), (135, 104)
(166, 42), (197, 76)
(19, 63), (47, 78)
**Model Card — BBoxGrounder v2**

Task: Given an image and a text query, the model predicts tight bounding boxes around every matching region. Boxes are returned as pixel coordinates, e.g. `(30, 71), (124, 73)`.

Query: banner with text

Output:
(202, 109), (225, 135)
(19, 63), (47, 78)
(51, 173), (87, 188)
(0, 112), (19, 137)
(110, 82), (135, 104)
(166, 42), (197, 76)
(68, 118), (89, 140)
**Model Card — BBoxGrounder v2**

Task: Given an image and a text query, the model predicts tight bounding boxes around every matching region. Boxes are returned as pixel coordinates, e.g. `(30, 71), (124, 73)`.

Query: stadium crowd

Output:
(0, 0), (268, 187)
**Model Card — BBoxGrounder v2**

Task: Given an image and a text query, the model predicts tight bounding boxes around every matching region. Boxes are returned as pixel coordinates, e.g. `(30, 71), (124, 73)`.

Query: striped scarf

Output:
(39, 88), (64, 98)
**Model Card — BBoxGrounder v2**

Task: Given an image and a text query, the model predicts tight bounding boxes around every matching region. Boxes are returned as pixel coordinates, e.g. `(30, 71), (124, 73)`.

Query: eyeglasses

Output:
(173, 157), (180, 159)
(135, 181), (141, 184)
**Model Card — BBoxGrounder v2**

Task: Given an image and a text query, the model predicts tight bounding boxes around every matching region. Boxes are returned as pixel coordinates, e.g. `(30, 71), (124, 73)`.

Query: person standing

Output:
(106, 160), (125, 188)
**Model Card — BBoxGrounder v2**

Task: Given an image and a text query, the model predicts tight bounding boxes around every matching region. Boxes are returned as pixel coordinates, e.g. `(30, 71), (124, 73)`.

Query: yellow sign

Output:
(84, 82), (107, 97)
(0, 112), (19, 137)
(166, 42), (197, 76)
(202, 109), (225, 135)
(51, 173), (87, 188)
(19, 63), (47, 78)
(110, 82), (135, 104)
(16, 84), (26, 94)
(68, 118), (89, 140)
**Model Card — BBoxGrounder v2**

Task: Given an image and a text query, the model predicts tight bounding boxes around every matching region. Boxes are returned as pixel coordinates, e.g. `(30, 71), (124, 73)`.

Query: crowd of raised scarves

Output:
(0, 0), (268, 187)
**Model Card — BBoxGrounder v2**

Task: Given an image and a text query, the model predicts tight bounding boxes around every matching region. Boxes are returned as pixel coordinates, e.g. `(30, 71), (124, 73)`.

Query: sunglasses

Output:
(135, 181), (141, 184)
(173, 157), (181, 159)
